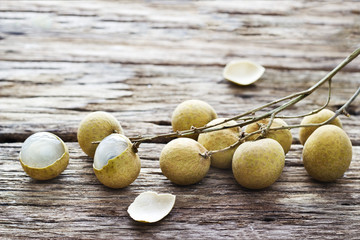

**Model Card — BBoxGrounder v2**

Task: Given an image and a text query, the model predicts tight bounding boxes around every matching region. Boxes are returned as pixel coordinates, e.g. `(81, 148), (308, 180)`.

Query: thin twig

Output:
(264, 112), (276, 136)
(278, 79), (332, 119)
(256, 87), (359, 135)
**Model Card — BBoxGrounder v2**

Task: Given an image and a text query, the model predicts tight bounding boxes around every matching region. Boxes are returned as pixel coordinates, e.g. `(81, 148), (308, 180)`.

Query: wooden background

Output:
(1, 1), (360, 239)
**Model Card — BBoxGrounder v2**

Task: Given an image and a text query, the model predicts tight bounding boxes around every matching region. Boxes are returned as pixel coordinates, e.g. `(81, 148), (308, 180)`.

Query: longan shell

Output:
(20, 142), (69, 180)
(302, 125), (352, 182)
(198, 118), (240, 169)
(77, 111), (123, 158)
(171, 100), (217, 140)
(160, 138), (210, 185)
(299, 109), (342, 145)
(232, 138), (285, 189)
(245, 118), (292, 154)
(93, 136), (141, 189)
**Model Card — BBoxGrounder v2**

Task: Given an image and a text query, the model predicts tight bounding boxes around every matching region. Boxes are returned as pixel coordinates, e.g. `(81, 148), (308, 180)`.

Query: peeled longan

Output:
(299, 109), (342, 145)
(232, 138), (285, 189)
(160, 138), (210, 185)
(19, 132), (69, 180)
(171, 100), (217, 140)
(93, 134), (141, 188)
(302, 125), (352, 182)
(198, 118), (240, 169)
(245, 118), (292, 154)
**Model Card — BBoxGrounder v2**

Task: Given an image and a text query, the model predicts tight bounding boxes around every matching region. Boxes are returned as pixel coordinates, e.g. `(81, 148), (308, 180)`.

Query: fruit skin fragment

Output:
(127, 192), (176, 223)
(223, 60), (265, 86)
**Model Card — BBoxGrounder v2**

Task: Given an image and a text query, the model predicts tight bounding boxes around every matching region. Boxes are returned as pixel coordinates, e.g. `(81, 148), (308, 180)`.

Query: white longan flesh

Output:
(127, 192), (176, 223)
(20, 132), (65, 168)
(93, 134), (129, 169)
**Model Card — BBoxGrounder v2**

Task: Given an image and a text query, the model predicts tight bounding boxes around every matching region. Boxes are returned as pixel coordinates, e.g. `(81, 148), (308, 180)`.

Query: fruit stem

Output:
(130, 48), (360, 145)
(277, 80), (332, 119)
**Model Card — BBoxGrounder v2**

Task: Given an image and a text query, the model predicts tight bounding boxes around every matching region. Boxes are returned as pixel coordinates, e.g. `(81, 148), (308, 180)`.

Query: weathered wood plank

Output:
(1, 0), (360, 239)
(1, 143), (360, 239)
(1, 60), (359, 140)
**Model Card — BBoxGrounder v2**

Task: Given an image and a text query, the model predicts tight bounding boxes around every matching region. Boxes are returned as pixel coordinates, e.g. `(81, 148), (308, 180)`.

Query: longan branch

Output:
(130, 85), (320, 145)
(199, 48), (360, 131)
(130, 48), (360, 146)
(199, 48), (358, 133)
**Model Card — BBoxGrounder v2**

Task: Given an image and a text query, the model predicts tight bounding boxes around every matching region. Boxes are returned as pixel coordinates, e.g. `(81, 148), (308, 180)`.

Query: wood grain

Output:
(1, 0), (360, 239)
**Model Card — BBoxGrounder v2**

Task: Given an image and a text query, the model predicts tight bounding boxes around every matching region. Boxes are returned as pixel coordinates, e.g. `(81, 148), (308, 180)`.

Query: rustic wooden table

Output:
(1, 1), (360, 239)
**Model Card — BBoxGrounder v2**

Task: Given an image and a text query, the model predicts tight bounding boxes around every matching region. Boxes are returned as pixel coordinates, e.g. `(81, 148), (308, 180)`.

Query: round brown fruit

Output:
(299, 109), (342, 145)
(302, 125), (352, 182)
(232, 138), (285, 189)
(160, 138), (210, 185)
(77, 111), (123, 158)
(171, 100), (217, 140)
